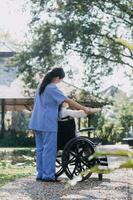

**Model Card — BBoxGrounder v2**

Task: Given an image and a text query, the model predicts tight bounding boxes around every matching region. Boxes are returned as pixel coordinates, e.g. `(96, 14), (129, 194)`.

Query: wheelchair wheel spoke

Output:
(56, 159), (61, 166)
(69, 156), (76, 165)
(79, 159), (88, 167)
(55, 155), (64, 177)
(70, 151), (77, 157)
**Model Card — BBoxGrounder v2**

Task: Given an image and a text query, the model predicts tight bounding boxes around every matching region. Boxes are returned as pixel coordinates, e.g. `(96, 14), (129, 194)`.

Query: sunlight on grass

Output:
(0, 148), (35, 187)
(0, 166), (35, 187)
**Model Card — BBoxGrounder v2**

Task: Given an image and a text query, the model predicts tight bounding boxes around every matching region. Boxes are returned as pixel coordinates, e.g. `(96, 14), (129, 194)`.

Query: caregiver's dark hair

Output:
(39, 67), (65, 95)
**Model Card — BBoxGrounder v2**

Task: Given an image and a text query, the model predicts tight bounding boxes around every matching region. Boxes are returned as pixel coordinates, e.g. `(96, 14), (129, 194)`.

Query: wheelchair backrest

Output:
(57, 117), (76, 150)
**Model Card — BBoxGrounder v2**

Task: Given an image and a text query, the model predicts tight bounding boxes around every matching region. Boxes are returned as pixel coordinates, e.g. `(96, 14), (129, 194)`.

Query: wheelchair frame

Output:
(56, 126), (108, 181)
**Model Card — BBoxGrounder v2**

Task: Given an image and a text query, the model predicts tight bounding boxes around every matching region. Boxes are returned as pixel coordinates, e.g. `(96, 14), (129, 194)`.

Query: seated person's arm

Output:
(64, 98), (101, 115)
(60, 107), (87, 118)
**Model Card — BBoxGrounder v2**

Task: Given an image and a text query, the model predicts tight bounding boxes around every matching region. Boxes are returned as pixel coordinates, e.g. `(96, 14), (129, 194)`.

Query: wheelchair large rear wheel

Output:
(62, 137), (95, 181)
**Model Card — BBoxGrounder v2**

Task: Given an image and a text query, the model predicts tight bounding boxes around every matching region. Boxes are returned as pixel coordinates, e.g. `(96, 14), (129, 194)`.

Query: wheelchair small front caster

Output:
(98, 173), (103, 181)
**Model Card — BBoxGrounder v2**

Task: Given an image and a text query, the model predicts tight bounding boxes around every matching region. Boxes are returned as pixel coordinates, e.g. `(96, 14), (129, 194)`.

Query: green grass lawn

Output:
(0, 166), (35, 187)
(0, 148), (35, 187)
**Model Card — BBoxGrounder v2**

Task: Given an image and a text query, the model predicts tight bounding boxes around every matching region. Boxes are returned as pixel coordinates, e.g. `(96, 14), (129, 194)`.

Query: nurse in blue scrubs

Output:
(29, 67), (101, 182)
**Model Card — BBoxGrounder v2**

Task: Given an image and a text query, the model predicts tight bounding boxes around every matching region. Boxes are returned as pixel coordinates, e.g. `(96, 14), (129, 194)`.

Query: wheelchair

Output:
(56, 117), (108, 181)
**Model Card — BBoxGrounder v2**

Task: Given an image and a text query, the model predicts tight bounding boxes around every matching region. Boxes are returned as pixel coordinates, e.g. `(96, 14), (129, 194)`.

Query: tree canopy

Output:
(15, 0), (133, 92)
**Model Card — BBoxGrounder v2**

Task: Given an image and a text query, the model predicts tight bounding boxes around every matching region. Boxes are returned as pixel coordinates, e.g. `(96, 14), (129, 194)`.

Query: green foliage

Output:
(13, 0), (132, 92)
(90, 92), (133, 144)
(94, 149), (133, 157)
(92, 150), (133, 172)
(0, 173), (25, 187)
(11, 112), (30, 132)
(0, 147), (35, 186)
(78, 89), (109, 106)
(0, 131), (35, 147)
(0, 148), (35, 159)
(0, 112), (35, 147)
(0, 163), (34, 186)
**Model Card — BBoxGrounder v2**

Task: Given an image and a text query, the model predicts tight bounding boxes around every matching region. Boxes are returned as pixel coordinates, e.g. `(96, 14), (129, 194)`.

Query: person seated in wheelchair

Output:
(57, 102), (100, 150)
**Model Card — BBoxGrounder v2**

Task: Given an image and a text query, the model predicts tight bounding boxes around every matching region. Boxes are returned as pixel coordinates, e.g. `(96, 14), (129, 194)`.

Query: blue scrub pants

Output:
(35, 131), (57, 180)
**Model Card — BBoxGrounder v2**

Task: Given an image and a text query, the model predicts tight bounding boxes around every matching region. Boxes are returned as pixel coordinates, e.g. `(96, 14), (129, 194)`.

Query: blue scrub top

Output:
(29, 83), (67, 132)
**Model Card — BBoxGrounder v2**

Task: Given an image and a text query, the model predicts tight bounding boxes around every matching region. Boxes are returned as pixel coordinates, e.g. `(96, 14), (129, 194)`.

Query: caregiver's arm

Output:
(64, 98), (101, 115)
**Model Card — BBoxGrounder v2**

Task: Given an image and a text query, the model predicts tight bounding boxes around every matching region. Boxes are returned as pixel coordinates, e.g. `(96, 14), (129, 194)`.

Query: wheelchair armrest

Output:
(79, 127), (96, 132)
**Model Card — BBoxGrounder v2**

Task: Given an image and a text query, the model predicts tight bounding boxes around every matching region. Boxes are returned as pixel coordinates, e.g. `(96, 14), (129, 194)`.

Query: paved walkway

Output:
(0, 169), (133, 200)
